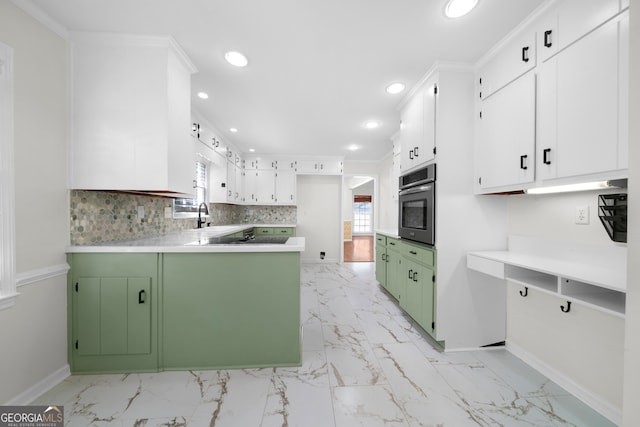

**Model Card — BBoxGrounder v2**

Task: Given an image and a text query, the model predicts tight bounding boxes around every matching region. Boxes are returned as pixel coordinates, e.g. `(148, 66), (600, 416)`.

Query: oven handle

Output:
(399, 178), (434, 190)
(399, 184), (433, 196)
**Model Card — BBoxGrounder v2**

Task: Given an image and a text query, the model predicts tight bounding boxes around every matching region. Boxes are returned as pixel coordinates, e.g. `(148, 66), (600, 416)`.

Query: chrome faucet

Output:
(197, 202), (209, 228)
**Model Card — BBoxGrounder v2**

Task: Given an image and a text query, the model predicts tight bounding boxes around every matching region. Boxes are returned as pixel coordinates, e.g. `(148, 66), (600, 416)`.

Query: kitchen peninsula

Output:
(66, 226), (304, 374)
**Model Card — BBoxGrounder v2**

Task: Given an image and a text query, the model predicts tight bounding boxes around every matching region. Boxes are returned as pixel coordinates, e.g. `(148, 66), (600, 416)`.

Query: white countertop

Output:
(468, 236), (627, 293)
(375, 229), (400, 238)
(67, 224), (305, 253)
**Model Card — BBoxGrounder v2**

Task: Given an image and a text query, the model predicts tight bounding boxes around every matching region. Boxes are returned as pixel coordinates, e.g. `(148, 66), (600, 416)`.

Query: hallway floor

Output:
(33, 263), (614, 426)
(343, 235), (374, 262)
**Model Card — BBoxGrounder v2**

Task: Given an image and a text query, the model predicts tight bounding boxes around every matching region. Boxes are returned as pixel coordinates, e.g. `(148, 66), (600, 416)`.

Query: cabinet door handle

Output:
(519, 287), (528, 297)
(413, 271), (418, 282)
(409, 149), (414, 160)
(522, 46), (530, 62)
(408, 269), (413, 279)
(560, 301), (572, 313)
(138, 290), (146, 304)
(543, 148), (552, 165)
(544, 30), (553, 48)
(520, 154), (528, 170)
(414, 146), (419, 157)
(381, 253), (386, 261)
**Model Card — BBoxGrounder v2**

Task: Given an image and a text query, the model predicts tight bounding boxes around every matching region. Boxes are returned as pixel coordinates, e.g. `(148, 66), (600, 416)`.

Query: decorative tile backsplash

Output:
(70, 190), (297, 245)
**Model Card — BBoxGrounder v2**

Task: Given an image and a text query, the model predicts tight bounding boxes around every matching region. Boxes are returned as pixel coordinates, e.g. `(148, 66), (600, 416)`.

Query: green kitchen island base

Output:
(67, 251), (301, 374)
(161, 252), (301, 370)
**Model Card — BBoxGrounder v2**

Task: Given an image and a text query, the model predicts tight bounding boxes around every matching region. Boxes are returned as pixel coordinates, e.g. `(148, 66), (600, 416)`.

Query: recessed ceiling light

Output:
(385, 82), (405, 94)
(229, 128), (238, 133)
(445, 0), (479, 18)
(249, 148), (255, 152)
(197, 92), (209, 99)
(348, 144), (359, 151)
(364, 120), (381, 129)
(225, 51), (248, 67)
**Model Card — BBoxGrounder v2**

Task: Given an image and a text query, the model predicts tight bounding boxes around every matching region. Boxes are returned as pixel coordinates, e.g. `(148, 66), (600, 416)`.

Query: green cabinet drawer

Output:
(273, 227), (295, 236)
(401, 241), (435, 267)
(254, 227), (274, 235)
(386, 237), (400, 249)
(254, 227), (295, 236)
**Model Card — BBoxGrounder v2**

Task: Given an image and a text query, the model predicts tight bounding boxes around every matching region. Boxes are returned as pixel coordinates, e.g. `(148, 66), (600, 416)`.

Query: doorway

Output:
(343, 177), (375, 262)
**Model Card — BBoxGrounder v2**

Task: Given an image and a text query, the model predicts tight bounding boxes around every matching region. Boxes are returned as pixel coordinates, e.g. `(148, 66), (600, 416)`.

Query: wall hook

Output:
(560, 301), (572, 313)
(519, 287), (528, 297)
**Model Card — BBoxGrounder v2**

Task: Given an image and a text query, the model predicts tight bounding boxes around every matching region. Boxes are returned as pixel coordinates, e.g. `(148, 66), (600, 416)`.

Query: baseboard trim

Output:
(301, 258), (340, 264)
(506, 342), (621, 426)
(5, 364), (70, 405)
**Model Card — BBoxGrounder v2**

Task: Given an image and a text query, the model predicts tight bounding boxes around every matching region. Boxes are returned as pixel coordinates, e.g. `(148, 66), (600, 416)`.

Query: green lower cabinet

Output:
(162, 252), (301, 370)
(381, 240), (437, 340)
(385, 246), (402, 300)
(68, 253), (159, 374)
(375, 243), (387, 288)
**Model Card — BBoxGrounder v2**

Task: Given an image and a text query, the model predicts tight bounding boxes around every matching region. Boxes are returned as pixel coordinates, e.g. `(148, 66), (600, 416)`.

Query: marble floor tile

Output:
(32, 262), (615, 426)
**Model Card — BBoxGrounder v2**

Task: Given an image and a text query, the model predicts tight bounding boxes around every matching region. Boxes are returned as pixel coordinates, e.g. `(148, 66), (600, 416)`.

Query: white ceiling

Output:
(28, 0), (545, 161)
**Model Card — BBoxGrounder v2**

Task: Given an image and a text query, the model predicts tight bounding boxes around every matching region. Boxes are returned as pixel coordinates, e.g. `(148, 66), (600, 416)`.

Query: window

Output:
(0, 42), (17, 310)
(353, 195), (372, 234)
(173, 160), (208, 218)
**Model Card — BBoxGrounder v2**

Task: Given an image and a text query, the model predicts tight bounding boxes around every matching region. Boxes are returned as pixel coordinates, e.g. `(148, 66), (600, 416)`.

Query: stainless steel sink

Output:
(207, 236), (289, 245)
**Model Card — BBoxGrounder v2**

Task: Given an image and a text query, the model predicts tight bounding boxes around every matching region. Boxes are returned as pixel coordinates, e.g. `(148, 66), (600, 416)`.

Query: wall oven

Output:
(398, 164), (435, 246)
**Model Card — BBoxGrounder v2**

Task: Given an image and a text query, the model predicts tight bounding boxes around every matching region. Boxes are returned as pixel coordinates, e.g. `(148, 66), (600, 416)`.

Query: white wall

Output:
(296, 175), (342, 263)
(0, 1), (69, 404)
(623, 0), (640, 425)
(507, 189), (625, 245)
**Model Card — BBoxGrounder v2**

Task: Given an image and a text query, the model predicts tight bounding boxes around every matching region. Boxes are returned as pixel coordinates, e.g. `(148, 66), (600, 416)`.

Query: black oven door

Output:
(398, 184), (435, 245)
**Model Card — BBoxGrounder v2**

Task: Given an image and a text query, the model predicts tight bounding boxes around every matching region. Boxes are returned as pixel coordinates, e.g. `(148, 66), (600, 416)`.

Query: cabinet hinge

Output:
(433, 147), (436, 155)
(431, 321), (435, 330)
(479, 91), (482, 99)
(75, 282), (78, 292)
(433, 84), (438, 95)
(75, 340), (78, 350)
(479, 111), (482, 119)
(478, 177), (482, 185)
(432, 274), (435, 282)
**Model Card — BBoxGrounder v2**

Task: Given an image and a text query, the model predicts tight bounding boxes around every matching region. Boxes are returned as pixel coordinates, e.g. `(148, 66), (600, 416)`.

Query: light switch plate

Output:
(137, 206), (145, 219)
(164, 206), (172, 219)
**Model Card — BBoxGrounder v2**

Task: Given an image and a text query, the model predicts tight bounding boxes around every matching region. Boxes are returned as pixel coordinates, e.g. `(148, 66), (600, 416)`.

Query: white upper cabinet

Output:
(275, 170), (296, 205)
(399, 79), (436, 172)
(477, 71), (536, 191)
(478, 29), (536, 99)
(474, 0), (628, 194)
(537, 13), (627, 181)
(71, 33), (197, 196)
(296, 158), (343, 175)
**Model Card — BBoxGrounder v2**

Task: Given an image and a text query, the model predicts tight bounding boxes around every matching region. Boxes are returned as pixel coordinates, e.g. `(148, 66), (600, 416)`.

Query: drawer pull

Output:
(560, 301), (572, 313)
(544, 30), (553, 48)
(409, 250), (417, 255)
(519, 287), (528, 297)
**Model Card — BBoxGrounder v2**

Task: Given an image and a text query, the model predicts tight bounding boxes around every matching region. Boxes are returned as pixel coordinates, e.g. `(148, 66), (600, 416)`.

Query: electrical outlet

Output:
(164, 206), (172, 219)
(137, 206), (145, 219)
(575, 205), (589, 224)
